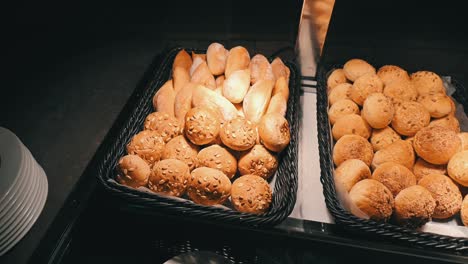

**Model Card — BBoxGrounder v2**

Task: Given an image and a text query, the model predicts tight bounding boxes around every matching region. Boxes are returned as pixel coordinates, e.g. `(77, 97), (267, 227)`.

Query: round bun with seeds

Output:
(197, 144), (237, 179)
(148, 159), (189, 197)
(394, 185), (436, 228)
(418, 174), (462, 219)
(391, 101), (430, 136)
(187, 167), (231, 205)
(333, 135), (374, 167)
(220, 116), (257, 151)
(184, 107), (221, 145)
(377, 65), (410, 86)
(350, 73), (384, 106)
(343, 59), (376, 82)
(144, 112), (182, 143)
(411, 71), (446, 95)
(126, 130), (165, 166)
(413, 126), (461, 165)
(238, 145), (278, 179)
(162, 135), (199, 171)
(328, 99), (360, 125)
(231, 175), (272, 214)
(117, 154), (151, 188)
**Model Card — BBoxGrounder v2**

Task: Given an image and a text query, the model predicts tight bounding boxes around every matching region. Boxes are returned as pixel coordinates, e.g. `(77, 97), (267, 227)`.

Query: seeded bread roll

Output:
(370, 126), (401, 152)
(334, 159), (371, 192)
(350, 73), (384, 106)
(349, 179), (394, 221)
(266, 93), (287, 117)
(419, 174), (462, 219)
(332, 114), (371, 140)
(371, 140), (415, 170)
(238, 145), (278, 179)
(222, 69), (250, 103)
(411, 71), (446, 95)
(258, 113), (291, 152)
(174, 82), (197, 128)
(225, 46), (250, 78)
(220, 117), (257, 151)
(377, 65), (410, 86)
(371, 162), (416, 197)
(250, 54), (275, 84)
(362, 93), (395, 129)
(148, 159), (189, 197)
(394, 185), (436, 228)
(328, 83), (352, 105)
(327, 68), (348, 91)
(272, 76), (290, 101)
(459, 133), (468, 151)
(343, 59), (376, 82)
(173, 66), (190, 94)
(231, 175), (272, 214)
(243, 80), (275, 124)
(333, 135), (374, 167)
(144, 112), (182, 143)
(152, 80), (175, 116)
(206, 42), (228, 76)
(462, 195), (468, 226)
(172, 49), (192, 73)
(187, 167), (231, 205)
(184, 107), (220, 146)
(447, 150), (468, 187)
(391, 101), (430, 136)
(117, 155), (150, 188)
(197, 145), (237, 179)
(328, 99), (360, 125)
(413, 126), (461, 165)
(162, 135), (199, 171)
(429, 115), (461, 133)
(383, 79), (418, 106)
(413, 158), (447, 182)
(271, 57), (290, 82)
(191, 61), (216, 90)
(405, 136), (415, 145)
(417, 93), (452, 118)
(126, 130), (165, 166)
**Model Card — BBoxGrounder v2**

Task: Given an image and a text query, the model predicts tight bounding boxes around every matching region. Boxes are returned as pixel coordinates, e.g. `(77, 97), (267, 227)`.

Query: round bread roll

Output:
(238, 145), (278, 179)
(411, 71), (446, 95)
(391, 101), (430, 136)
(225, 46), (250, 78)
(328, 99), (360, 125)
(343, 59), (376, 82)
(377, 65), (410, 86)
(371, 162), (416, 197)
(383, 79), (418, 106)
(405, 136), (415, 145)
(258, 113), (291, 152)
(370, 126), (401, 152)
(328, 83), (352, 105)
(231, 175), (272, 214)
(447, 151), (468, 187)
(371, 140), (415, 170)
(334, 159), (371, 192)
(362, 93), (395, 129)
(148, 159), (189, 197)
(394, 185), (436, 228)
(117, 155), (150, 188)
(333, 135), (374, 167)
(332, 114), (371, 140)
(429, 115), (461, 133)
(349, 179), (394, 221)
(206, 42), (228, 76)
(417, 93), (452, 118)
(162, 135), (199, 171)
(184, 107), (220, 145)
(126, 130), (165, 166)
(220, 117), (257, 151)
(462, 195), (468, 226)
(350, 73), (384, 106)
(327, 68), (348, 91)
(419, 174), (462, 219)
(413, 126), (461, 165)
(197, 145), (237, 179)
(250, 54), (275, 84)
(187, 167), (231, 205)
(413, 158), (447, 182)
(459, 132), (468, 151)
(144, 112), (182, 143)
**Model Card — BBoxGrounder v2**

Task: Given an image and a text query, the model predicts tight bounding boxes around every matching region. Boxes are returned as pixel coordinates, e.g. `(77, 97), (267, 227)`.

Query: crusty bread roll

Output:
(447, 150), (468, 187)
(370, 126), (401, 152)
(362, 93), (394, 129)
(391, 101), (430, 136)
(371, 162), (416, 197)
(328, 99), (360, 125)
(117, 154), (151, 188)
(148, 159), (190, 197)
(413, 126), (461, 165)
(174, 82), (196, 128)
(371, 140), (415, 170)
(334, 159), (371, 192)
(429, 114), (461, 133)
(394, 185), (436, 228)
(243, 80), (275, 124)
(173, 66), (190, 94)
(144, 112), (181, 143)
(327, 68), (348, 91)
(266, 93), (287, 117)
(153, 80), (175, 116)
(332, 114), (371, 140)
(459, 132), (468, 151)
(173, 49), (192, 73)
(419, 174), (462, 219)
(190, 53), (205, 76)
(333, 135), (374, 167)
(197, 144), (237, 179)
(258, 113), (291, 152)
(417, 93), (452, 118)
(328, 83), (352, 105)
(192, 85), (238, 121)
(377, 65), (410, 86)
(225, 46), (250, 78)
(350, 73), (384, 106)
(231, 175), (272, 214)
(343, 59), (376, 82)
(411, 71), (446, 95)
(383, 79), (418, 106)
(272, 76), (289, 101)
(271, 57), (290, 82)
(462, 195), (468, 226)
(162, 135), (199, 171)
(191, 61), (216, 90)
(349, 179), (394, 221)
(413, 158), (447, 182)
(220, 116), (257, 151)
(187, 167), (231, 205)
(222, 69), (250, 103)
(127, 130), (165, 166)
(206, 42), (228, 76)
(184, 107), (220, 146)
(250, 54), (275, 84)
(238, 145), (278, 179)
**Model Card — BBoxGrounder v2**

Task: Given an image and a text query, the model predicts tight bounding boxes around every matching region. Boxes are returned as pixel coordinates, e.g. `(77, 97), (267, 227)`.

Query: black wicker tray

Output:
(317, 64), (468, 253)
(96, 47), (299, 227)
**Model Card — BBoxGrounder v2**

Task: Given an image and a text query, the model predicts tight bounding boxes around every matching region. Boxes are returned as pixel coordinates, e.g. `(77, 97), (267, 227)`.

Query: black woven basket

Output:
(317, 64), (468, 253)
(96, 47), (299, 227)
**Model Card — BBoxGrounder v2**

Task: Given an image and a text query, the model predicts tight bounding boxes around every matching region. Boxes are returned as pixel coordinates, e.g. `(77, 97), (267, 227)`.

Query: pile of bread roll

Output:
(328, 58), (468, 228)
(116, 43), (292, 215)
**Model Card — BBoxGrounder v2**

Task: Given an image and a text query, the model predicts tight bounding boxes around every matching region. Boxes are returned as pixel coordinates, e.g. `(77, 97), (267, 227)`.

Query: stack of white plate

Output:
(0, 127), (48, 256)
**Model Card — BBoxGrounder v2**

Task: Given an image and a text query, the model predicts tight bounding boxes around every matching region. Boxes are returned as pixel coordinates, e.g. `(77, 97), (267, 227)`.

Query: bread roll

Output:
(377, 65), (410, 86)
(334, 159), (371, 192)
(462, 195), (468, 226)
(148, 159), (189, 197)
(459, 132), (468, 151)
(117, 155), (150, 188)
(174, 82), (197, 127)
(197, 145), (237, 179)
(238, 145), (278, 179)
(162, 135), (199, 171)
(327, 68), (348, 91)
(243, 80), (275, 124)
(272, 76), (289, 101)
(173, 49), (192, 73)
(250, 54), (275, 84)
(343, 59), (376, 82)
(184, 107), (220, 146)
(222, 69), (250, 103)
(394, 185), (436, 228)
(370, 126), (401, 152)
(350, 73), (384, 106)
(231, 175), (272, 214)
(258, 113), (291, 152)
(225, 46), (250, 78)
(328, 99), (360, 125)
(192, 85), (238, 121)
(391, 101), (430, 136)
(206, 42), (228, 76)
(267, 93), (287, 117)
(187, 167), (231, 205)
(333, 135), (374, 167)
(413, 126), (461, 165)
(271, 57), (290, 82)
(144, 112), (181, 143)
(328, 83), (352, 105)
(332, 114), (371, 140)
(215, 75), (225, 89)
(371, 140), (415, 170)
(173, 66), (191, 94)
(190, 53), (205, 76)
(447, 150), (468, 187)
(413, 158), (447, 182)
(348, 179), (394, 221)
(417, 93), (452, 118)
(429, 115), (461, 133)
(419, 174), (462, 219)
(362, 93), (394, 129)
(411, 71), (446, 95)
(127, 130), (165, 166)
(371, 162), (416, 197)
(383, 79), (418, 106)
(220, 117), (257, 151)
(191, 61), (216, 90)
(152, 80), (175, 116)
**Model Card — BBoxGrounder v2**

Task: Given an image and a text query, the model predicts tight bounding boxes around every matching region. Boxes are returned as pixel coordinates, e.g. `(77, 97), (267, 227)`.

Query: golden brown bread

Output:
(126, 130), (165, 166)
(361, 93), (395, 129)
(148, 159), (190, 197)
(350, 73), (384, 106)
(417, 93), (452, 118)
(258, 113), (291, 152)
(429, 115), (461, 133)
(222, 69), (250, 103)
(197, 144), (237, 179)
(271, 57), (290, 83)
(413, 158), (447, 182)
(332, 114), (371, 140)
(174, 82), (197, 128)
(162, 135), (199, 171)
(383, 79), (418, 106)
(206, 42), (228, 76)
(117, 155), (151, 188)
(190, 52), (206, 76)
(418, 174), (462, 219)
(144, 112), (181, 143)
(266, 93), (287, 117)
(272, 76), (290, 102)
(225, 46), (250, 78)
(333, 135), (374, 167)
(243, 80), (275, 124)
(370, 126), (401, 152)
(327, 68), (348, 91)
(377, 65), (410, 86)
(215, 75), (225, 90)
(459, 132), (468, 151)
(220, 117), (257, 151)
(328, 83), (352, 105)
(187, 167), (231, 205)
(327, 99), (360, 125)
(184, 107), (220, 146)
(371, 140), (415, 170)
(191, 61), (216, 90)
(343, 59), (376, 82)
(462, 195), (468, 226)
(250, 54), (275, 84)
(391, 101), (430, 136)
(238, 145), (278, 179)
(172, 49), (192, 73)
(192, 85), (238, 121)
(394, 185), (436, 228)
(447, 150), (468, 187)
(152, 80), (175, 116)
(348, 179), (394, 221)
(231, 175), (272, 214)
(411, 71), (446, 95)
(334, 159), (371, 192)
(413, 126), (461, 165)
(173, 66), (191, 94)
(371, 162), (416, 197)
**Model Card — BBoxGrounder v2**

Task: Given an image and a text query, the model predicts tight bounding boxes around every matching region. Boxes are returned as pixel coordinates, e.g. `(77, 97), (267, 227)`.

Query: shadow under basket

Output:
(317, 64), (468, 253)
(97, 47), (299, 227)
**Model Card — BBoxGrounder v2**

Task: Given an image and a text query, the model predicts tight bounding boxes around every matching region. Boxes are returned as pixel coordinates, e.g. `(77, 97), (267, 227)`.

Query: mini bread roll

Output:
(333, 135), (374, 167)
(419, 174), (462, 219)
(391, 101), (430, 136)
(144, 112), (181, 143)
(184, 107), (220, 145)
(370, 126), (401, 152)
(153, 80), (175, 116)
(327, 99), (360, 125)
(377, 65), (410, 86)
(349, 179), (394, 221)
(238, 145), (278, 179)
(405, 136), (415, 145)
(206, 42), (228, 76)
(371, 140), (415, 170)
(413, 126), (461, 165)
(429, 115), (461, 133)
(411, 71), (446, 95)
(394, 185), (436, 228)
(187, 167), (231, 205)
(243, 80), (275, 124)
(190, 53), (205, 76)
(174, 82), (197, 128)
(162, 135), (199, 171)
(266, 93), (287, 117)
(271, 57), (290, 82)
(334, 159), (371, 192)
(383, 79), (418, 106)
(258, 113), (291, 152)
(343, 59), (376, 82)
(192, 85), (238, 121)
(459, 133), (468, 151)
(417, 93), (452, 118)
(197, 145), (237, 179)
(447, 150), (468, 187)
(148, 159), (189, 197)
(117, 155), (150, 188)
(327, 68), (348, 91)
(250, 54), (275, 84)
(413, 158), (447, 182)
(225, 46), (250, 78)
(127, 130), (165, 166)
(223, 69), (250, 103)
(215, 75), (225, 90)
(231, 175), (272, 214)
(173, 66), (190, 94)
(371, 162), (416, 197)
(220, 117), (257, 151)
(173, 49), (192, 73)
(332, 114), (371, 140)
(362, 93), (395, 129)
(462, 195), (468, 226)
(328, 83), (352, 105)
(272, 76), (290, 101)
(350, 73), (384, 106)
(191, 61), (216, 90)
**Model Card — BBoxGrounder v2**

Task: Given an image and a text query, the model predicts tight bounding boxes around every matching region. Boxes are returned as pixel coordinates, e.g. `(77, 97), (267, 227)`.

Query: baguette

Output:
(271, 57), (290, 82)
(191, 61), (216, 89)
(266, 93), (287, 116)
(225, 46), (250, 78)
(250, 54), (275, 84)
(174, 82), (197, 127)
(173, 66), (190, 94)
(207, 42), (228, 76)
(272, 76), (290, 101)
(190, 52), (206, 76)
(152, 80), (175, 116)
(173, 49), (192, 73)
(222, 69), (250, 103)
(243, 80), (275, 124)
(192, 85), (238, 121)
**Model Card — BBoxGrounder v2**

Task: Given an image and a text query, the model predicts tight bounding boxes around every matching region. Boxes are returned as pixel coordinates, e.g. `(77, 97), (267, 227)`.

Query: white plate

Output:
(0, 127), (25, 203)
